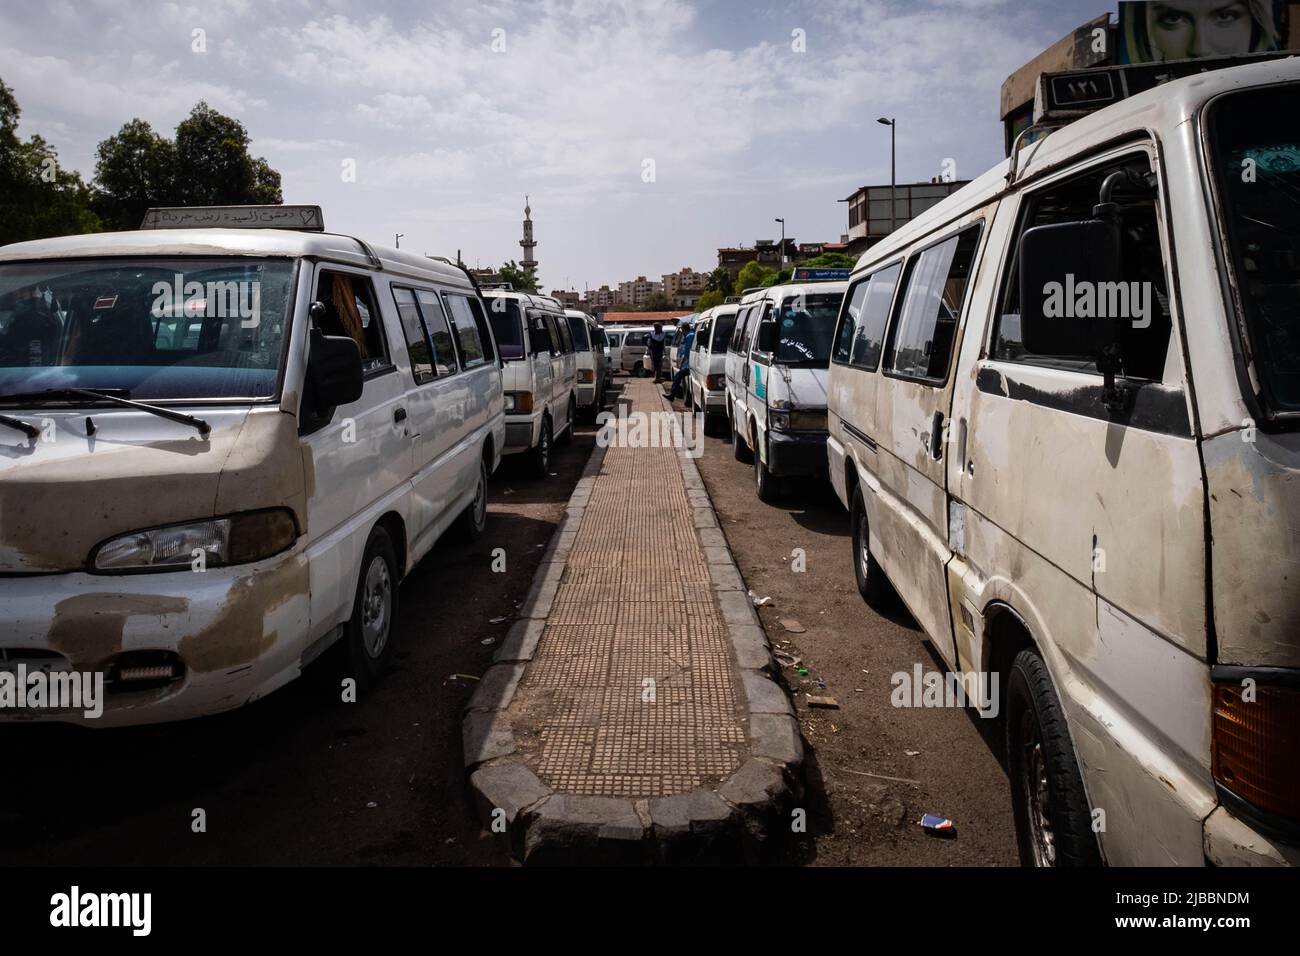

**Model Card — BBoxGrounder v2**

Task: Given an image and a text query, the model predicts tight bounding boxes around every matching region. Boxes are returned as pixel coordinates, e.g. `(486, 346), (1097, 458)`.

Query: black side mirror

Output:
(755, 321), (778, 353)
(307, 323), (363, 414)
(1018, 218), (1123, 359)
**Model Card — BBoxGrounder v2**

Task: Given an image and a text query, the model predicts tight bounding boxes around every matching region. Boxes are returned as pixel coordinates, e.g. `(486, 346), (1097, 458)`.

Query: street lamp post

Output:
(877, 117), (896, 234)
(395, 233), (404, 249)
(774, 217), (785, 269)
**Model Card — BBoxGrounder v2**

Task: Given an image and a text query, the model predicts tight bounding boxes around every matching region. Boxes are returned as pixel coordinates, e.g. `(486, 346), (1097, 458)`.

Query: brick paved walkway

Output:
(508, 377), (747, 797)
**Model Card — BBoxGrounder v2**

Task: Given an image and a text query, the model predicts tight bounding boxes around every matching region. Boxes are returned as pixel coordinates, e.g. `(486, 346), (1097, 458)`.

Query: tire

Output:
(731, 409), (752, 463)
(850, 485), (892, 605)
(328, 524), (400, 693)
(454, 454), (489, 542)
(704, 411), (725, 438)
(556, 398), (576, 446)
(529, 417), (552, 478)
(753, 428), (780, 503)
(1006, 648), (1103, 867)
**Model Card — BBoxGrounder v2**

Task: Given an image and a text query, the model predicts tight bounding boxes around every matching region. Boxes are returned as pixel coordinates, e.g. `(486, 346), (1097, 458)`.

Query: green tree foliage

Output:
(706, 266), (734, 297)
(695, 289), (724, 311)
(735, 260), (778, 292)
(497, 259), (539, 293)
(0, 78), (102, 245)
(641, 291), (671, 312)
(93, 101), (282, 231)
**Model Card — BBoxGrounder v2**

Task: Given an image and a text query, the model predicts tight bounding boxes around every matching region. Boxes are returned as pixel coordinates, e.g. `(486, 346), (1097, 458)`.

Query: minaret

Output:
(520, 195), (537, 273)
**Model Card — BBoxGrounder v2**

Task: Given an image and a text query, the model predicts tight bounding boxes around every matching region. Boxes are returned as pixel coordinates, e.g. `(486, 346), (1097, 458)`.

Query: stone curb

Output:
(462, 381), (803, 864)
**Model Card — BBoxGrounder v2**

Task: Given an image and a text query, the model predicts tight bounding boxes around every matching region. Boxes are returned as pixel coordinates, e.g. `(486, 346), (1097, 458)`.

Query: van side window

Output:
(994, 156), (1172, 380)
(850, 263), (903, 371)
(415, 290), (457, 376)
(833, 280), (866, 364)
(528, 311), (554, 354)
(885, 226), (981, 383)
(749, 303), (775, 359)
(443, 293), (489, 369)
(391, 287), (434, 384)
(730, 306), (753, 352)
(315, 271), (390, 375)
(555, 315), (575, 353)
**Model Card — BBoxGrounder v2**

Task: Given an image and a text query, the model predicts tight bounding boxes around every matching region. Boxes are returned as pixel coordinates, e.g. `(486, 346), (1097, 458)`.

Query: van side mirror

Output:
(307, 323), (363, 414)
(755, 321), (778, 353)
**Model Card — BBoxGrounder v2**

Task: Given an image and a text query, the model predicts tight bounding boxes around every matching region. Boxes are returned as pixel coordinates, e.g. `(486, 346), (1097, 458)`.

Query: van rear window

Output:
(486, 298), (525, 360)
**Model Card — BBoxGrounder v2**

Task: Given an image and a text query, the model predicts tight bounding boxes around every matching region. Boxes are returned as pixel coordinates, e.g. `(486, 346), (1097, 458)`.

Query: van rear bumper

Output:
(0, 550), (312, 727)
(767, 430), (829, 477)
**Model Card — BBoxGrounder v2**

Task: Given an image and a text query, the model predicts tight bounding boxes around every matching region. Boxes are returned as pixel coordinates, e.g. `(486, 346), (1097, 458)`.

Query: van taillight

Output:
(1211, 681), (1300, 823)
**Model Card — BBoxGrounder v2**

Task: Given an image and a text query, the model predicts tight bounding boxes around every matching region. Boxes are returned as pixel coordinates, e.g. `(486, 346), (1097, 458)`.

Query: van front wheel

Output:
(851, 485), (891, 606)
(754, 431), (780, 503)
(330, 525), (400, 693)
(731, 410), (752, 463)
(1006, 648), (1103, 867)
(529, 417), (552, 478)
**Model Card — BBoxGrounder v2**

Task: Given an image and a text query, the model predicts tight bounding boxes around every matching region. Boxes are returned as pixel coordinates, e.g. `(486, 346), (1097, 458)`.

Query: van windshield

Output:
(1209, 83), (1300, 415)
(0, 257), (293, 401)
(566, 315), (591, 351)
(486, 298), (525, 360)
(775, 292), (843, 365)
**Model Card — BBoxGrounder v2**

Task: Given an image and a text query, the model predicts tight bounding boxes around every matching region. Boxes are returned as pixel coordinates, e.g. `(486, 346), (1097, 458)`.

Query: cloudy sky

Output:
(3, 0), (1104, 293)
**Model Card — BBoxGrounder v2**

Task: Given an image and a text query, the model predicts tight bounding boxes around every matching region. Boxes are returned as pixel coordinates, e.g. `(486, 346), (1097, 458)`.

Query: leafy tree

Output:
(706, 266), (734, 296)
(695, 289), (724, 311)
(736, 260), (777, 292)
(91, 119), (177, 232)
(641, 291), (671, 312)
(498, 259), (539, 292)
(92, 101), (282, 231)
(0, 78), (102, 245)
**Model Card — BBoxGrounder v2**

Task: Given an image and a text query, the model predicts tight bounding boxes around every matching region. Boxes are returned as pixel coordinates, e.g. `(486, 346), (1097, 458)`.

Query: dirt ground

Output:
(676, 393), (1019, 866)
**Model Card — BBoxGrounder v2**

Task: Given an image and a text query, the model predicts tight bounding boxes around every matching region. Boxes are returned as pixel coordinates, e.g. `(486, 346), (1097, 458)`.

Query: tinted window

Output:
(693, 321), (711, 353)
(487, 298), (525, 360)
(552, 314), (573, 353)
(444, 293), (488, 369)
(885, 228), (980, 383)
(466, 296), (495, 363)
(415, 289), (457, 376)
(528, 311), (554, 354)
(730, 306), (754, 352)
(749, 303), (775, 357)
(392, 287), (434, 384)
(775, 292), (843, 365)
(847, 264), (903, 371)
(712, 312), (736, 353)
(566, 315), (591, 351)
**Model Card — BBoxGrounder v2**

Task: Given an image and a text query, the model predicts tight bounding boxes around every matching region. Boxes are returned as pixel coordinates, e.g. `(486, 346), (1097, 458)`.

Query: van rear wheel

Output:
(1006, 648), (1103, 867)
(851, 485), (891, 606)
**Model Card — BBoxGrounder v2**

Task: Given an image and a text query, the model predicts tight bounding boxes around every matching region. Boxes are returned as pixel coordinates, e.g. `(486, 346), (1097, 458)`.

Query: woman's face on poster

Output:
(1147, 1), (1257, 59)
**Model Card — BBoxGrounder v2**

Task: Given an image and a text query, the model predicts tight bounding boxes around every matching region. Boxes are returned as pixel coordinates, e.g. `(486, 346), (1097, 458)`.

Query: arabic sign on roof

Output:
(140, 205), (325, 232)
(791, 268), (851, 281)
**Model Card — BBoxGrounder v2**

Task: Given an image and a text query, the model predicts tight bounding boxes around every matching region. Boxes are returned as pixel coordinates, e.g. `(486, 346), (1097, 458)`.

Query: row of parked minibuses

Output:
(0, 217), (609, 727)
(688, 59), (1299, 867)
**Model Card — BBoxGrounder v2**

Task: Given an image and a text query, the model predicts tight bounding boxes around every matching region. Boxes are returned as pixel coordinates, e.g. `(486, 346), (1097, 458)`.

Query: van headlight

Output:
(769, 408), (790, 432)
(504, 391), (533, 413)
(91, 509), (298, 572)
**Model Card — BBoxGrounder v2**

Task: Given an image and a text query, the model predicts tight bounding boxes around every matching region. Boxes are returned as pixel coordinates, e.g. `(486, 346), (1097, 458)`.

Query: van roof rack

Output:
(140, 204), (324, 232)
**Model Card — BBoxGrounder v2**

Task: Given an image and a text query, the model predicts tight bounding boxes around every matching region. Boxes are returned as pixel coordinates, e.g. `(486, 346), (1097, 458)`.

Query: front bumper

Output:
(766, 429), (829, 477)
(0, 550), (312, 727)
(1203, 805), (1300, 866)
(503, 413), (540, 453)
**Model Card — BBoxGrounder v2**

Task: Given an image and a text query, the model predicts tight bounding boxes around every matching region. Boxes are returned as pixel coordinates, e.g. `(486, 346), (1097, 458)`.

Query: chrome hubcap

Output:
(361, 556), (392, 658)
(1021, 712), (1056, 866)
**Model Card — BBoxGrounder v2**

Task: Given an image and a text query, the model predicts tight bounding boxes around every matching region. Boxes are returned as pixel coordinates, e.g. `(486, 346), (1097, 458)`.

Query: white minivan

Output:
(564, 308), (609, 420)
(725, 280), (847, 501)
(826, 59), (1300, 866)
(0, 206), (505, 726)
(484, 290), (577, 476)
(687, 302), (738, 435)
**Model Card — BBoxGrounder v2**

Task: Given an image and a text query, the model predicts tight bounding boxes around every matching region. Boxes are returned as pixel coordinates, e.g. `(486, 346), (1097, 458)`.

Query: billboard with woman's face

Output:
(1119, 0), (1288, 63)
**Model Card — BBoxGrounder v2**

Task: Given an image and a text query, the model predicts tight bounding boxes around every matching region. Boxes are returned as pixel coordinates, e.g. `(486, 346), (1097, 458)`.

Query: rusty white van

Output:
(827, 59), (1300, 866)
(0, 206), (504, 726)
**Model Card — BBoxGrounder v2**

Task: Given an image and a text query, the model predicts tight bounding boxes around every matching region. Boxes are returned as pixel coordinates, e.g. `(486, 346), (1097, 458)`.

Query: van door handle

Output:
(929, 411), (944, 460)
(394, 407), (408, 424)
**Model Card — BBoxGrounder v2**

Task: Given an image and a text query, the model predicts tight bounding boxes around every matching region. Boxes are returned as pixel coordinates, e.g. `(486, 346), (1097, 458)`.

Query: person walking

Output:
(669, 322), (695, 400)
(647, 322), (667, 383)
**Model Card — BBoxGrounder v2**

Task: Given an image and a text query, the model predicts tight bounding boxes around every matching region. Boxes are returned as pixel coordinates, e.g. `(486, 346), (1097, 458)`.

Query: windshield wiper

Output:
(0, 388), (211, 437)
(0, 413), (40, 439)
